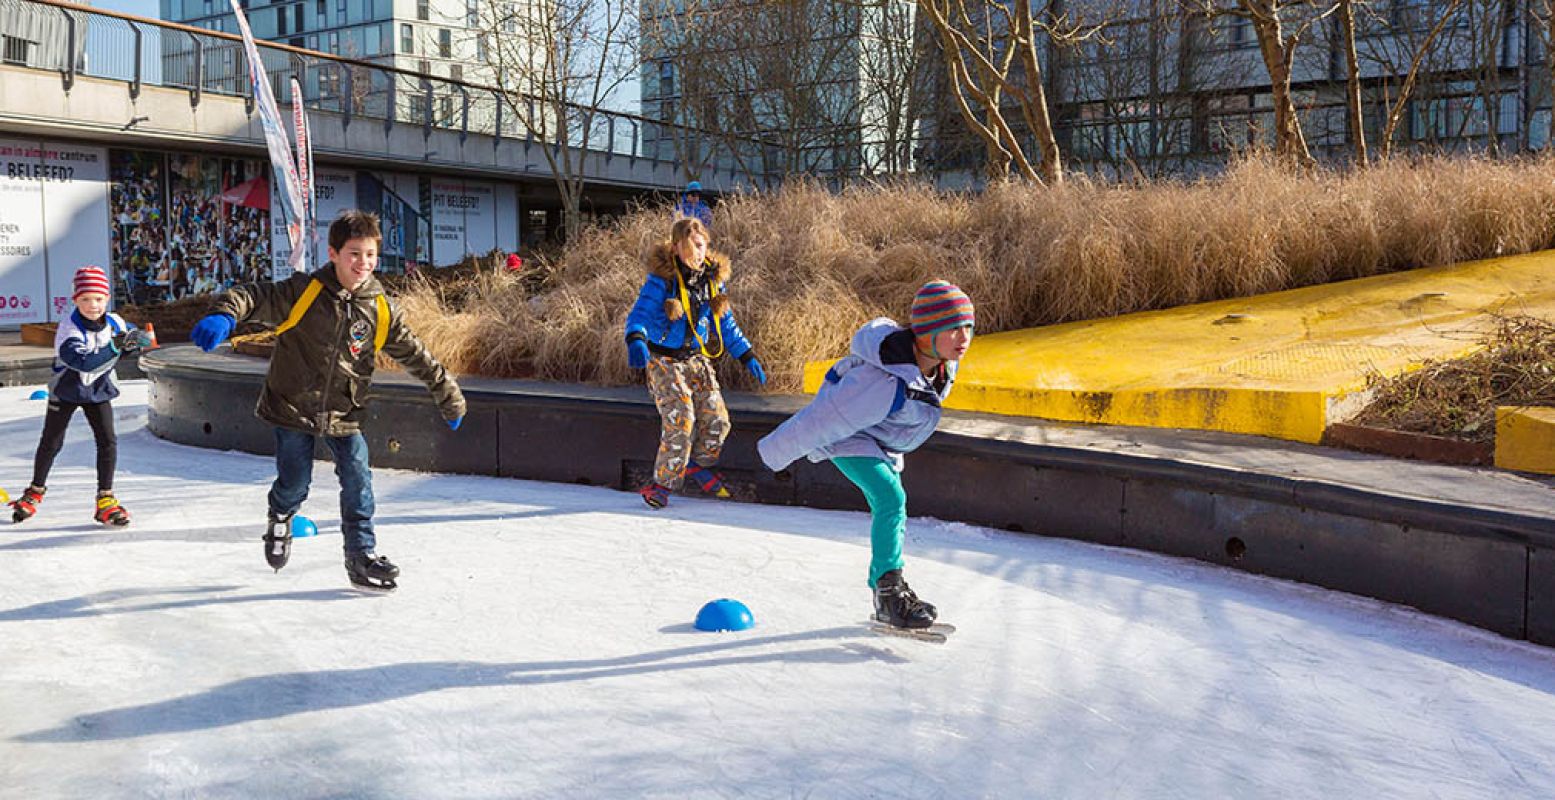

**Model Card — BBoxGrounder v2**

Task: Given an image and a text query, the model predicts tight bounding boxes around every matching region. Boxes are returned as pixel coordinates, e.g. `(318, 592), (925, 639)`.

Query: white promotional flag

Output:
(289, 74), (317, 261)
(231, 0), (308, 275)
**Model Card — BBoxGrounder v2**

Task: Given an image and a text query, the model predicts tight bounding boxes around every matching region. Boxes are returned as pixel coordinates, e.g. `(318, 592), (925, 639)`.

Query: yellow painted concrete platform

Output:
(804, 250), (1555, 443)
(1495, 406), (1555, 475)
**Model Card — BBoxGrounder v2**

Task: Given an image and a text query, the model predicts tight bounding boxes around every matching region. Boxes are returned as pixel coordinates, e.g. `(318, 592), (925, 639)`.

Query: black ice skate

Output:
(345, 551), (399, 592)
(263, 512), (293, 572)
(872, 569), (938, 629)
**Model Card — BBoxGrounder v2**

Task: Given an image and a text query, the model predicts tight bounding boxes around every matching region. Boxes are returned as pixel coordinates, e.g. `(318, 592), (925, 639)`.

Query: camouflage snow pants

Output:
(646, 355), (730, 489)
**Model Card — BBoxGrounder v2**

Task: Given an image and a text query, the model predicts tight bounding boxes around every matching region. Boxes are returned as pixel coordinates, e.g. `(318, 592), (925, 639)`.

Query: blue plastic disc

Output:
(290, 515), (318, 538)
(28, 389), (47, 400)
(694, 598), (754, 632)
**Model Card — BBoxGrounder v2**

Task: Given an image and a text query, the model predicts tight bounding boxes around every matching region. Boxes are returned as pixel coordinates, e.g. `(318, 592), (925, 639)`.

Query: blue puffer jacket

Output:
(49, 309), (131, 404)
(758, 318), (957, 473)
(624, 241), (753, 362)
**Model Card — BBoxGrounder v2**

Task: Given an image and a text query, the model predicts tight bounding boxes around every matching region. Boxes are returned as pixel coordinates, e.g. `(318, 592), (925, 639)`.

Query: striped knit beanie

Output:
(73, 265), (111, 300)
(910, 280), (974, 337)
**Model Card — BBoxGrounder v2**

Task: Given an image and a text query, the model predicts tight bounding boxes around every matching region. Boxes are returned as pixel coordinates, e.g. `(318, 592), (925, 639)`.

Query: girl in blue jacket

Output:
(757, 281), (974, 629)
(625, 218), (765, 509)
(11, 266), (153, 525)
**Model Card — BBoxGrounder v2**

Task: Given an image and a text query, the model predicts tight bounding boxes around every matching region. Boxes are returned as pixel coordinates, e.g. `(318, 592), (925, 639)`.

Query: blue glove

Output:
(744, 354), (767, 385)
(627, 338), (650, 369)
(190, 313), (236, 352)
(448, 416), (463, 431)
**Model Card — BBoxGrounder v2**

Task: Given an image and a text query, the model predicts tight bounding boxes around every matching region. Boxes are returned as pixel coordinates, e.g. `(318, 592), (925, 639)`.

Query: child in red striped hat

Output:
(757, 279), (974, 633)
(10, 266), (153, 526)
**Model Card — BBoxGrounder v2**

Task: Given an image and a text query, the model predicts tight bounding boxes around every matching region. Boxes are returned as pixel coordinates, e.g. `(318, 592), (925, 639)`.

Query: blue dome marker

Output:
(694, 598), (754, 632)
(28, 389), (47, 400)
(290, 515), (318, 538)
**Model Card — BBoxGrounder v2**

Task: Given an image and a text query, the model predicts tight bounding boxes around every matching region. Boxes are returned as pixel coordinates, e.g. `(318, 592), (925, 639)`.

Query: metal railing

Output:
(0, 0), (777, 183)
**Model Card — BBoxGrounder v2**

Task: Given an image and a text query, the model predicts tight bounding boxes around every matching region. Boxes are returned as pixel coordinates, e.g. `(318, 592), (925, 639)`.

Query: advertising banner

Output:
(0, 137), (49, 323)
(430, 179), (495, 266)
(0, 139), (110, 323)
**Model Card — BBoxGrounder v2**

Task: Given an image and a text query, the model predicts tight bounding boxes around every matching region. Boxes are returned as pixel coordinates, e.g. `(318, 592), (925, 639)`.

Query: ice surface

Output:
(3, 383), (1554, 799)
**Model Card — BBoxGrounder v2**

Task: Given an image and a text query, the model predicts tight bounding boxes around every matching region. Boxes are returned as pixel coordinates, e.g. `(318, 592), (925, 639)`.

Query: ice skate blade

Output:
(865, 621), (952, 643)
(347, 578), (397, 594)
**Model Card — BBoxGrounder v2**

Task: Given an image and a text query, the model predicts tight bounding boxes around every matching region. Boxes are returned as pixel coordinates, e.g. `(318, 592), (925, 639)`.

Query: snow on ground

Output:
(2, 382), (1555, 799)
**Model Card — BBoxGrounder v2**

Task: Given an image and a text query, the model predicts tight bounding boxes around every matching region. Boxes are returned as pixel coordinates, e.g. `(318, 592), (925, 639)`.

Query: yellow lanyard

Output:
(675, 263), (724, 358)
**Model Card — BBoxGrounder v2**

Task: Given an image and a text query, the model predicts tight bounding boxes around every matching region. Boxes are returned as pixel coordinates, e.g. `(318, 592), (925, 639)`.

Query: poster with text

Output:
(0, 138), (52, 323)
(42, 143), (111, 319)
(310, 168), (355, 265)
(430, 179), (495, 266)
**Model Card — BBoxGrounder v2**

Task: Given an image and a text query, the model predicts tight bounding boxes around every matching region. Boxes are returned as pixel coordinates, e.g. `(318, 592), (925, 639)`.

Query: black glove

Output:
(112, 329), (154, 355)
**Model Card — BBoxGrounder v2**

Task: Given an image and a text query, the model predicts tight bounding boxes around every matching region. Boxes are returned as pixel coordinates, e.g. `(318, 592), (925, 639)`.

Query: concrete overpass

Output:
(0, 0), (768, 215)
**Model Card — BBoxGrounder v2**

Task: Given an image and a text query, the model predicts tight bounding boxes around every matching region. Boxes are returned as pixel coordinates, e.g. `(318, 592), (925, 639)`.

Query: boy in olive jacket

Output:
(190, 210), (465, 591)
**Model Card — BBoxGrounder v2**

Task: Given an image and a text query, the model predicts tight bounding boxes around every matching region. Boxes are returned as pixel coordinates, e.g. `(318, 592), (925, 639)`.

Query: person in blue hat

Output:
(674, 180), (714, 228)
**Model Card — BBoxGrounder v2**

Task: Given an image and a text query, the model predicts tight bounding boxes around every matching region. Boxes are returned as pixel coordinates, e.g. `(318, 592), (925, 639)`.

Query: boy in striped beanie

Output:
(757, 279), (974, 635)
(10, 266), (152, 526)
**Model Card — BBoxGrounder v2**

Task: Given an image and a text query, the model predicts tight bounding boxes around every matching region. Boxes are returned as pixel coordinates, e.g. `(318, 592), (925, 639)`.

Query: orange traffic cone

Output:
(143, 323), (159, 349)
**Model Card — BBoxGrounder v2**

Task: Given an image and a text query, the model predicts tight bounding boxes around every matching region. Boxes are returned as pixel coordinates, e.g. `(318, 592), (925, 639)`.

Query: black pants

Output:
(31, 399), (116, 493)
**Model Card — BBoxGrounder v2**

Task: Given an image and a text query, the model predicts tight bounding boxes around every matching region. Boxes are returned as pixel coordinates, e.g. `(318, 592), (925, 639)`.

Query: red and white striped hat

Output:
(73, 265), (111, 300)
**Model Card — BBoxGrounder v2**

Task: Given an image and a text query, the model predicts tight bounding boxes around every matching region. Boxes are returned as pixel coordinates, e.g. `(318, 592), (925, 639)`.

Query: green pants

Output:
(833, 456), (906, 588)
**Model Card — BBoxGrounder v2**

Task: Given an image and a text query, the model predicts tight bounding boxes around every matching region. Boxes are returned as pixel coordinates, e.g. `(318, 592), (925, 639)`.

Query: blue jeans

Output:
(269, 427), (376, 555)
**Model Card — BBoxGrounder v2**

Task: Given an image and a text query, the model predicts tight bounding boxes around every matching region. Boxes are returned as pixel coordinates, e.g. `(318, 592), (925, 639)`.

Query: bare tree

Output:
(1185, 0), (1341, 168)
(1338, 0), (1367, 165)
(918, 0), (1107, 182)
(643, 0), (888, 183)
(1359, 0), (1465, 157)
(470, 0), (638, 239)
(856, 0), (933, 176)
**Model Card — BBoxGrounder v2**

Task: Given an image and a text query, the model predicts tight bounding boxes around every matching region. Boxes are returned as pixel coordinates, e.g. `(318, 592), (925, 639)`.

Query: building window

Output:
(450, 64), (463, 82)
(400, 23), (414, 53)
(466, 0), (478, 27)
(440, 95), (454, 122)
(417, 0), (429, 21)
(2, 35), (35, 66)
(328, 30), (339, 52)
(410, 95), (429, 122)
(501, 1), (516, 33)
(438, 28), (451, 58)
(278, 5), (288, 35)
(316, 0), (325, 20)
(294, 3), (305, 32)
(419, 58), (431, 74)
(658, 61), (673, 97)
(476, 33), (488, 63)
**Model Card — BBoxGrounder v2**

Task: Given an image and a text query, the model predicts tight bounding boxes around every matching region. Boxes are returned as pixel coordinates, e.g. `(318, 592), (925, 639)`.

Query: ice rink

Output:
(3, 383), (1554, 799)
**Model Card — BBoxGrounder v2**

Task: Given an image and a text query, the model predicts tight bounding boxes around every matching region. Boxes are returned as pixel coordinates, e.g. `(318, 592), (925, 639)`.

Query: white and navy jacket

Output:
(758, 318), (956, 473)
(49, 310), (130, 404)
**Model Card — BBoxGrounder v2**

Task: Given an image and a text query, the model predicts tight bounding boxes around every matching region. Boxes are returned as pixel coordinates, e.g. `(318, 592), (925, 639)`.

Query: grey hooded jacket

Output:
(758, 318), (957, 473)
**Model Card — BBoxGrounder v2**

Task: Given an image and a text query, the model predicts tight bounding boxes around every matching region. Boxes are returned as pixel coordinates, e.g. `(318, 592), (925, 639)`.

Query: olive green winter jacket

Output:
(212, 267), (465, 437)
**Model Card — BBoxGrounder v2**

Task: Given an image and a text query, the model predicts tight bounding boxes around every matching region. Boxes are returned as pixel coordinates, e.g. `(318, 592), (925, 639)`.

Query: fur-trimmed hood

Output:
(646, 240), (732, 321)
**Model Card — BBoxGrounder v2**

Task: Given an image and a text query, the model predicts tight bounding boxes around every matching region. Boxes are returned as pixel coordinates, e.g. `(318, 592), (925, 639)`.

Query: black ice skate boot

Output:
(10, 485), (44, 523)
(345, 551), (399, 592)
(263, 512), (293, 572)
(872, 569), (938, 629)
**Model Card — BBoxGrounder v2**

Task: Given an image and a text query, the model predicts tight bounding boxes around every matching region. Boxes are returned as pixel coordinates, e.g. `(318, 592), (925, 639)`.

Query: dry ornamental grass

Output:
(158, 153), (1555, 394)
